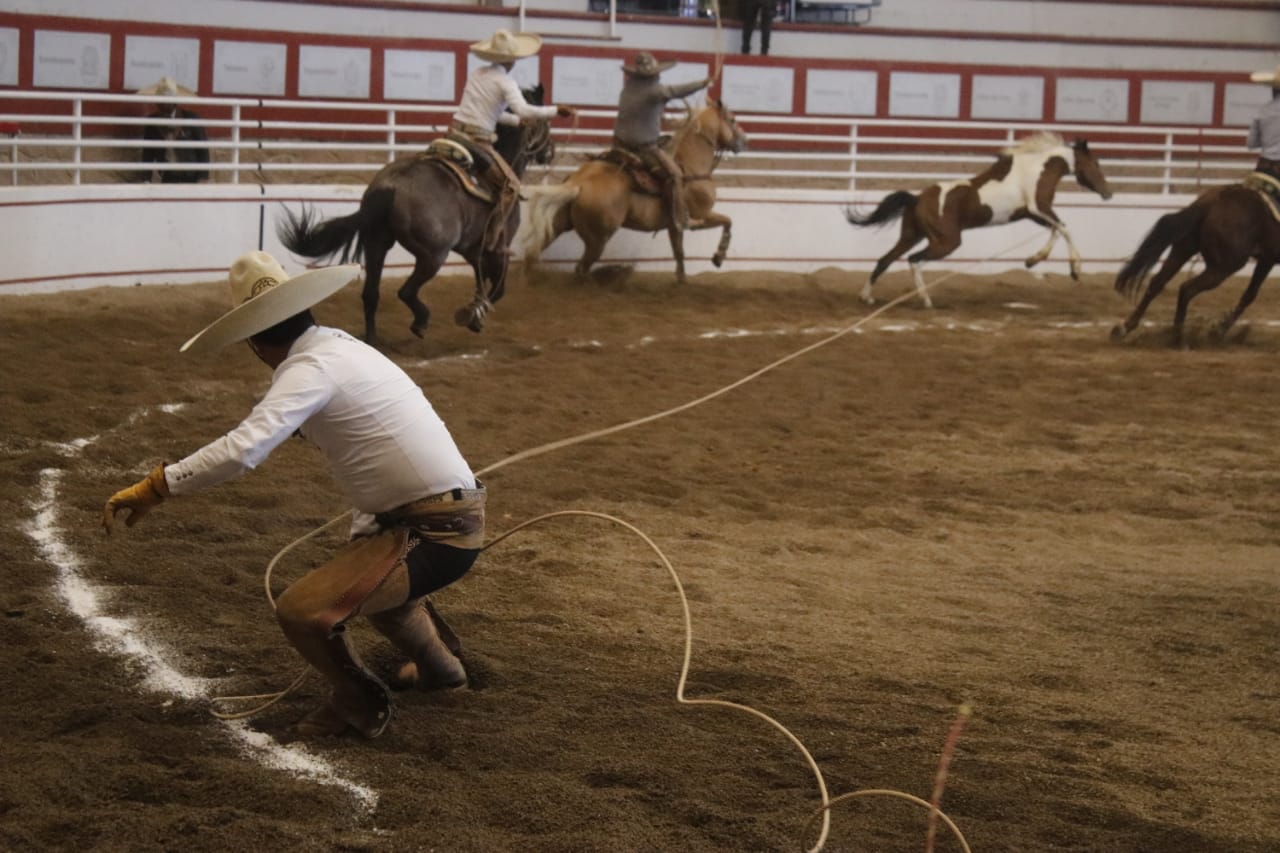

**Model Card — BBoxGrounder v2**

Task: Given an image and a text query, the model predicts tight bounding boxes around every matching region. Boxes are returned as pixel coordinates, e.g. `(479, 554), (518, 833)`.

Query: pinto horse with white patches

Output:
(846, 133), (1113, 307)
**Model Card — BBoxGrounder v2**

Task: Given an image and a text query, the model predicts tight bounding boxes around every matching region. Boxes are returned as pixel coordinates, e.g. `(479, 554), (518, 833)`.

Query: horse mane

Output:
(668, 103), (700, 150)
(1003, 131), (1066, 156)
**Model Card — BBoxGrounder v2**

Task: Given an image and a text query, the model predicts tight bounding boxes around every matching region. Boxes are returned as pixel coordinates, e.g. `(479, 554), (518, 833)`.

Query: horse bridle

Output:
(521, 119), (555, 167)
(685, 104), (738, 179)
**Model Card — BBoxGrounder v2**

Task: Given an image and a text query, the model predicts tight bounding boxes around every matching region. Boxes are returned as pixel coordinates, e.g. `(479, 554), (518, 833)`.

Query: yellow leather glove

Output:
(102, 464), (170, 535)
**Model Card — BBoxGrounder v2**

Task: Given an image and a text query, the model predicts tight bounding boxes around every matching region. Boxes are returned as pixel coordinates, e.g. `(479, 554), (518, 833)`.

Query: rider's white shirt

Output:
(164, 326), (475, 532)
(452, 63), (556, 133)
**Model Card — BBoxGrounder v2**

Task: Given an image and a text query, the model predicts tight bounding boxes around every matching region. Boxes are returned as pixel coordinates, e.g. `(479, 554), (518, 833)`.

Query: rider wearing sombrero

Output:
(449, 29), (576, 253)
(103, 251), (486, 739)
(613, 52), (711, 230)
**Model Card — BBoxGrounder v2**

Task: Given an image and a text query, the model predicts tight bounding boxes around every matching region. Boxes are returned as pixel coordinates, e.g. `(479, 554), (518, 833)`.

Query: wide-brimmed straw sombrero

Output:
(469, 30), (543, 64)
(622, 52), (676, 78)
(180, 251), (359, 354)
(136, 76), (197, 98)
(1251, 64), (1280, 85)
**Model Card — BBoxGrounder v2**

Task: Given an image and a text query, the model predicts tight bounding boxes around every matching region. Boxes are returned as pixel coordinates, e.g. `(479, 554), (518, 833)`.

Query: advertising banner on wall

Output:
(889, 72), (960, 118)
(971, 75), (1044, 121)
(0, 28), (18, 88)
(299, 45), (371, 99)
(384, 49), (456, 102)
(124, 35), (200, 93)
(1056, 78), (1129, 123)
(1223, 82), (1270, 127)
(1140, 80), (1214, 126)
(722, 65), (794, 114)
(33, 30), (111, 90)
(213, 40), (287, 96)
(805, 69), (877, 116)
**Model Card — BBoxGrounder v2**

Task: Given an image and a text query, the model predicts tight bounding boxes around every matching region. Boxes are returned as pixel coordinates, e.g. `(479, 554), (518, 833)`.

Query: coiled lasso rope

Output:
(212, 237), (1051, 848)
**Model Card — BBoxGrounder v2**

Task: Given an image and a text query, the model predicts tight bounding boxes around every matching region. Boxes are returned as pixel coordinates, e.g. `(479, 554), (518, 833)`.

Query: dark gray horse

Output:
(278, 85), (554, 347)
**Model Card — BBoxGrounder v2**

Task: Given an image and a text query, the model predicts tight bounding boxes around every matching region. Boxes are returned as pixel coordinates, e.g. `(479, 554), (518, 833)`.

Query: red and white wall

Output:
(1, 1), (1274, 291)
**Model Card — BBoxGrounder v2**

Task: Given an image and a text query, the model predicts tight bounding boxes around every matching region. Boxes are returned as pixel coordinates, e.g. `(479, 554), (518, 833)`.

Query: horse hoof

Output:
(711, 255), (725, 269)
(1109, 324), (1127, 341)
(410, 324), (427, 339)
(454, 306), (487, 333)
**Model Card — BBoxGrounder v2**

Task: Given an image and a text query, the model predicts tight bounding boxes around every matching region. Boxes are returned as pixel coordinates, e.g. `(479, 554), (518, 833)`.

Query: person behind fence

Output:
(1248, 64), (1280, 181)
(102, 250), (487, 740)
(448, 29), (575, 252)
(613, 52), (711, 230)
(739, 0), (775, 56)
(138, 77), (210, 183)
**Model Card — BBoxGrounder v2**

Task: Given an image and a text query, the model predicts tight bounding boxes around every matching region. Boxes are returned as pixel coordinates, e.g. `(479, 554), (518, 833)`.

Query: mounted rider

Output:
(613, 52), (711, 230)
(449, 29), (575, 252)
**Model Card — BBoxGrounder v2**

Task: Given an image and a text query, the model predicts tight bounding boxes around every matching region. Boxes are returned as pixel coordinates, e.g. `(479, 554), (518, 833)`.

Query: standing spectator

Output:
(1248, 64), (1280, 180)
(740, 0), (775, 56)
(138, 77), (210, 183)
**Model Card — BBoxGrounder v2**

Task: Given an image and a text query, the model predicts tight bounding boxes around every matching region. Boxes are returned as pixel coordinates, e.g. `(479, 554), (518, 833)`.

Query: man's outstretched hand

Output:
(102, 464), (170, 535)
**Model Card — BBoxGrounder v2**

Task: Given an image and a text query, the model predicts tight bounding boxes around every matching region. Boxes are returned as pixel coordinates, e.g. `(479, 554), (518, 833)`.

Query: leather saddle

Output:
(1242, 170), (1280, 223)
(589, 146), (668, 196)
(419, 138), (497, 204)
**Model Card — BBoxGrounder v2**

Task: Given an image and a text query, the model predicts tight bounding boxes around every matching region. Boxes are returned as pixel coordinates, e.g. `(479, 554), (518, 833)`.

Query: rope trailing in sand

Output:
(218, 234), (1048, 845)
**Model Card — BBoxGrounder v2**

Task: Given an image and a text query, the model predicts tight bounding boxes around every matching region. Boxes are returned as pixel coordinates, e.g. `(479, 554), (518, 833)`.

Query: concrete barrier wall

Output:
(3, 184), (1189, 295)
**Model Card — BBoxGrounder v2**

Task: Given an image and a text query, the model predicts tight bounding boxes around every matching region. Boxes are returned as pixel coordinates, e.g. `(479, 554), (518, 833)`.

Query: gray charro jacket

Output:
(614, 75), (710, 149)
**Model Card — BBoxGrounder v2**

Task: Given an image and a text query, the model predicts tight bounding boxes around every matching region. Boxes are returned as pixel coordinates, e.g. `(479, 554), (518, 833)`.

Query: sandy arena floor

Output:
(2, 263), (1278, 852)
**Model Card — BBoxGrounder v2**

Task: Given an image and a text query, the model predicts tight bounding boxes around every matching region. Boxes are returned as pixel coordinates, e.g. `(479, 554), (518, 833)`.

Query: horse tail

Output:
(844, 191), (918, 228)
(520, 183), (581, 264)
(1114, 202), (1206, 299)
(277, 190), (393, 264)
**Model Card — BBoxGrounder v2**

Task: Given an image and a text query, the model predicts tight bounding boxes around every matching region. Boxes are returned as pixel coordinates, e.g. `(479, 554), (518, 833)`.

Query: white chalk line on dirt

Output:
(19, 409), (378, 812)
(405, 311), (1277, 372)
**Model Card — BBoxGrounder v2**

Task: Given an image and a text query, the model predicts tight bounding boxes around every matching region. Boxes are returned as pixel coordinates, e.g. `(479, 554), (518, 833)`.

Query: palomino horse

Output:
(521, 97), (748, 283)
(846, 133), (1113, 307)
(278, 86), (555, 347)
(1112, 180), (1280, 346)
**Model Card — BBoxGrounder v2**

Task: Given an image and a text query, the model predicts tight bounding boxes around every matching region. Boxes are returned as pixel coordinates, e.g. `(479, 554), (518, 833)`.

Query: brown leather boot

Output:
(283, 624), (393, 738)
(368, 598), (468, 692)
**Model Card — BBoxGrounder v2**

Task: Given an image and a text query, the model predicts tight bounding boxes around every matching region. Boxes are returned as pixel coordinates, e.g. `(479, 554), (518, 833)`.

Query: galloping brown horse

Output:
(521, 98), (748, 283)
(846, 133), (1113, 307)
(1112, 181), (1280, 346)
(278, 86), (555, 348)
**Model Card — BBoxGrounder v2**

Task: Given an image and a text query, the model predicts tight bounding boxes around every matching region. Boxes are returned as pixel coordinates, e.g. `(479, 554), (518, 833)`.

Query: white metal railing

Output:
(0, 89), (1255, 193)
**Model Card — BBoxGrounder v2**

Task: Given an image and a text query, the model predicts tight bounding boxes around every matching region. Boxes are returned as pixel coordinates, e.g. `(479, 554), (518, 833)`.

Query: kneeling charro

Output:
(103, 251), (486, 738)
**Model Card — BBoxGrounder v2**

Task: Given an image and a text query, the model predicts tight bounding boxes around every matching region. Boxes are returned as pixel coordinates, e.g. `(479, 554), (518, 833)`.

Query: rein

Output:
(675, 108), (730, 181)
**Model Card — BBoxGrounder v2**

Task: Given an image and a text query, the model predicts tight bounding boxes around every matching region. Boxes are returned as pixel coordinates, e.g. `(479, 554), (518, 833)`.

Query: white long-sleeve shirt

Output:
(1248, 95), (1280, 160)
(452, 63), (556, 134)
(165, 326), (475, 532)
